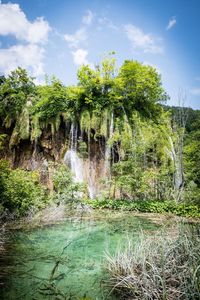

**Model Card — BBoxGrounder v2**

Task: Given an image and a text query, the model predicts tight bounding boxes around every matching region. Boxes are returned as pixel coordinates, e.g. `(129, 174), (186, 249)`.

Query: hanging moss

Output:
(8, 102), (32, 147)
(3, 115), (13, 129)
(78, 139), (88, 158)
(9, 122), (20, 148)
(62, 111), (73, 123)
(80, 110), (91, 133)
(18, 103), (31, 140)
(100, 109), (109, 138)
(91, 112), (101, 132)
(31, 115), (42, 141)
(49, 115), (61, 136)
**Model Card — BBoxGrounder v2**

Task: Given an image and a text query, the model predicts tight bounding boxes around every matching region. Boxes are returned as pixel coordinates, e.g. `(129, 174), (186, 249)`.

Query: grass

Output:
(105, 225), (200, 300)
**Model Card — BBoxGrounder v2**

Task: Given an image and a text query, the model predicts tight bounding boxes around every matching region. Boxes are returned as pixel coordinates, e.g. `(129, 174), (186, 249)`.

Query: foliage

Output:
(0, 58), (169, 145)
(184, 130), (200, 200)
(77, 55), (116, 112)
(0, 160), (48, 216)
(85, 199), (200, 218)
(33, 78), (67, 121)
(0, 67), (35, 127)
(113, 60), (168, 120)
(52, 163), (83, 203)
(111, 111), (175, 201)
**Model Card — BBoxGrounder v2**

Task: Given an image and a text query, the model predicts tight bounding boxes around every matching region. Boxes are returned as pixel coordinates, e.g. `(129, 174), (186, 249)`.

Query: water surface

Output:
(1, 211), (161, 300)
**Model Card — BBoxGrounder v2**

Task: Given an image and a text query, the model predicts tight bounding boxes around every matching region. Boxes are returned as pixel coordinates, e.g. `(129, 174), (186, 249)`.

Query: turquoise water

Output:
(1, 211), (160, 300)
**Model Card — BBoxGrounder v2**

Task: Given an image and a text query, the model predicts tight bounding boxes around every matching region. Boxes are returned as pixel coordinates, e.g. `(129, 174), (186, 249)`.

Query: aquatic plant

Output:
(105, 225), (200, 299)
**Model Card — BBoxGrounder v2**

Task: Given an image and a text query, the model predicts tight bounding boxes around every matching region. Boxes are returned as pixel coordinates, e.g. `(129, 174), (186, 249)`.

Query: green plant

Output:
(52, 163), (84, 203)
(0, 160), (48, 216)
(84, 199), (200, 218)
(105, 225), (200, 299)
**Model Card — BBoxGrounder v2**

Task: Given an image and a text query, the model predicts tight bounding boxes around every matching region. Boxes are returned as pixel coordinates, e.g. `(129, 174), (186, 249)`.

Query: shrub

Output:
(0, 160), (48, 217)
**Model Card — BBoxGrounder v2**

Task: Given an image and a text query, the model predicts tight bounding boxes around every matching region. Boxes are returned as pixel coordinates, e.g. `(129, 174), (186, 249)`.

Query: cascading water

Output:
(64, 116), (114, 199)
(64, 123), (84, 184)
(64, 123), (97, 198)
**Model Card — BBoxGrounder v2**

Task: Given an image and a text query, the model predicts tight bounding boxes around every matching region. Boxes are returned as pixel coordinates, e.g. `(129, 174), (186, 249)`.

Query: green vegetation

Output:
(0, 160), (47, 217)
(0, 160), (83, 218)
(52, 163), (84, 203)
(0, 55), (200, 218)
(85, 199), (200, 217)
(105, 225), (200, 299)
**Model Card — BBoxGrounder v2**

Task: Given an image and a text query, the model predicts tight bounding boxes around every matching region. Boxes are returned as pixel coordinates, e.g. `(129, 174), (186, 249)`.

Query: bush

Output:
(0, 160), (48, 217)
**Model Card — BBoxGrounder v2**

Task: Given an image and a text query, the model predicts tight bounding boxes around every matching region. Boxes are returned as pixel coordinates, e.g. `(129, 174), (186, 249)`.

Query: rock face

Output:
(1, 123), (67, 169)
(0, 120), (114, 199)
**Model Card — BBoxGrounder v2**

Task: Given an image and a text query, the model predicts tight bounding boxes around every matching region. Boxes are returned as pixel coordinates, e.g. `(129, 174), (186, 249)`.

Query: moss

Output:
(31, 115), (42, 140)
(80, 110), (91, 133)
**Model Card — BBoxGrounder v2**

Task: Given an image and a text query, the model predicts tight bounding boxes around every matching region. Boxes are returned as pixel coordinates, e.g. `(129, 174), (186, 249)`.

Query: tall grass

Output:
(105, 225), (200, 299)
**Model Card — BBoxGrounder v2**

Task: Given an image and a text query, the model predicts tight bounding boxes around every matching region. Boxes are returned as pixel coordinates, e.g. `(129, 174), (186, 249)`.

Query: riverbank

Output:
(1, 199), (200, 231)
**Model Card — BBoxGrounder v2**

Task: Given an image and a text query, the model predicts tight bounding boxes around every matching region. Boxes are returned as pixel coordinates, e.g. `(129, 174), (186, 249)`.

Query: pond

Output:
(0, 211), (162, 300)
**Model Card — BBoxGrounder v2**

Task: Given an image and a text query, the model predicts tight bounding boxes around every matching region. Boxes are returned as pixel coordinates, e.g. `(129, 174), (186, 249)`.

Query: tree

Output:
(31, 77), (68, 139)
(77, 55), (116, 112)
(113, 60), (168, 120)
(0, 67), (35, 127)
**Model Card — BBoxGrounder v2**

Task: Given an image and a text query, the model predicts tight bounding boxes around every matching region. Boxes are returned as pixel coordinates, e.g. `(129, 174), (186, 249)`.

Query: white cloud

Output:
(98, 17), (118, 31)
(190, 88), (200, 96)
(0, 2), (51, 44)
(0, 2), (51, 79)
(64, 10), (95, 49)
(0, 44), (45, 77)
(64, 28), (87, 48)
(166, 17), (176, 30)
(71, 48), (89, 65)
(64, 10), (94, 66)
(82, 10), (94, 25)
(124, 24), (163, 54)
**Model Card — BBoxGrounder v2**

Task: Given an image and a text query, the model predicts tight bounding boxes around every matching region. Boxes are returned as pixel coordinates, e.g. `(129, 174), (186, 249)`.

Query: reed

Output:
(105, 225), (200, 299)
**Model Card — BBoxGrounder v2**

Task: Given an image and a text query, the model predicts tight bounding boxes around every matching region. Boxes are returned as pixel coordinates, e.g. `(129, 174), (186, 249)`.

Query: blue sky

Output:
(0, 0), (200, 108)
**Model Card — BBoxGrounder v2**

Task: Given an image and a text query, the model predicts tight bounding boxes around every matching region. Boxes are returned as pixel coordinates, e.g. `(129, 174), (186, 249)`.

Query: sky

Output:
(0, 0), (200, 109)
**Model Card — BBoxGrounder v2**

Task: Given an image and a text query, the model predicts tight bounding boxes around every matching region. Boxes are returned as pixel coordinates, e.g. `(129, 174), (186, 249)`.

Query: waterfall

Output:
(64, 123), (96, 198)
(64, 123), (84, 184)
(64, 118), (113, 199)
(87, 127), (96, 199)
(64, 150), (84, 183)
